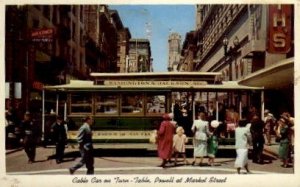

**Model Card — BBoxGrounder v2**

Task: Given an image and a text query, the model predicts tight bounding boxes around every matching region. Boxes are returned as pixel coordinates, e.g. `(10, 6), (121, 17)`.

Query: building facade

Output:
(5, 5), (130, 116)
(128, 39), (152, 72)
(177, 31), (196, 72)
(168, 33), (181, 71)
(190, 4), (294, 116)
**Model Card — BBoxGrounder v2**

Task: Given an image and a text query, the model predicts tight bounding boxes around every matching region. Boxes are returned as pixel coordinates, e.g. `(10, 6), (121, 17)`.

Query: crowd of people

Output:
(5, 104), (294, 174)
(156, 105), (295, 173)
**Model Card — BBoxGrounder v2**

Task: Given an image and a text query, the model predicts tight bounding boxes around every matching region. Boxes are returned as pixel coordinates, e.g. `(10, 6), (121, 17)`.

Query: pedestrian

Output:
(157, 113), (176, 168)
(173, 126), (189, 166)
(207, 120), (219, 166)
(69, 116), (94, 174)
(191, 112), (211, 166)
(234, 119), (252, 174)
(225, 106), (239, 138)
(263, 109), (276, 146)
(5, 110), (17, 149)
(20, 112), (38, 164)
(250, 114), (265, 164)
(51, 116), (67, 164)
(276, 116), (291, 168)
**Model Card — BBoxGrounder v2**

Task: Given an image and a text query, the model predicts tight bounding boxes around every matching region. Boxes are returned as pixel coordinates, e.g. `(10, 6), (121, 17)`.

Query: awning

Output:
(239, 57), (294, 89)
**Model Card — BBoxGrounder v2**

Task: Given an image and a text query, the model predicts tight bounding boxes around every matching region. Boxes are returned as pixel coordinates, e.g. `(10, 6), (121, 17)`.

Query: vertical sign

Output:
(5, 82), (10, 99)
(14, 82), (22, 99)
(267, 5), (292, 53)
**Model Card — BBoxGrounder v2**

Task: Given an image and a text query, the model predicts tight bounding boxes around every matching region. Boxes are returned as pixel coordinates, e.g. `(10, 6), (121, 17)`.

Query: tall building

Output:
(5, 5), (130, 115)
(109, 10), (131, 73)
(168, 33), (181, 71)
(177, 31), (196, 72)
(128, 39), (152, 72)
(192, 4), (294, 116)
(5, 5), (88, 114)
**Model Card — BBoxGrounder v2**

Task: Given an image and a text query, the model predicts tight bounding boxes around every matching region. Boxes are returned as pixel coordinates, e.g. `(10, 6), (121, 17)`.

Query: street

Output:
(6, 143), (293, 175)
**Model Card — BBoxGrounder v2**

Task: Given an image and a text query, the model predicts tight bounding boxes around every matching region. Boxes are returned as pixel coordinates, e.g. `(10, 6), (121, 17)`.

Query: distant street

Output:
(6, 143), (293, 175)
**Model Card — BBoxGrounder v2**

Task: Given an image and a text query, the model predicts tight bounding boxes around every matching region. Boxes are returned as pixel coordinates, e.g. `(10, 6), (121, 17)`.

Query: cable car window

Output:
(70, 93), (92, 114)
(121, 93), (143, 115)
(146, 94), (166, 116)
(95, 93), (118, 115)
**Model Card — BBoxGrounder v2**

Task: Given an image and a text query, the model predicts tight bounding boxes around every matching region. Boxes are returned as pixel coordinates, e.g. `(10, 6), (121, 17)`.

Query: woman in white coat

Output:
(234, 119), (252, 174)
(191, 112), (211, 166)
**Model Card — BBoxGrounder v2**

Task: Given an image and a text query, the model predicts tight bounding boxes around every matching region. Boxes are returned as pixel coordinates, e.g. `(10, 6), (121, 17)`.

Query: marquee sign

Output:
(104, 80), (208, 87)
(68, 130), (152, 139)
(31, 28), (54, 42)
(267, 5), (292, 53)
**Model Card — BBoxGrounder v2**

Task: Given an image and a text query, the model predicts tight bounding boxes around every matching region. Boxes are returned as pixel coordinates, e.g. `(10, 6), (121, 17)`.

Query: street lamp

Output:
(223, 36), (239, 81)
(223, 37), (229, 56)
(222, 36), (231, 81)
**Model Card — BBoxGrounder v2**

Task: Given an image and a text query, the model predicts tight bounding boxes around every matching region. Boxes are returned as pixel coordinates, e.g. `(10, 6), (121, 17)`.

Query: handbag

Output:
(226, 123), (236, 132)
(149, 130), (158, 144)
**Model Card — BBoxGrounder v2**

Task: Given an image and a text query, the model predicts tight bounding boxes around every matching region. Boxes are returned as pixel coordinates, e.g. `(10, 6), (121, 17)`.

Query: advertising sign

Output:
(267, 5), (292, 53)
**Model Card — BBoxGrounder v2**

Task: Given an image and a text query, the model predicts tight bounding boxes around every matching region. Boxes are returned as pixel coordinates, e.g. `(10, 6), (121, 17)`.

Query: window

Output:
(33, 19), (40, 28)
(121, 93), (143, 115)
(95, 93), (118, 115)
(43, 6), (50, 20)
(70, 93), (92, 114)
(146, 94), (166, 116)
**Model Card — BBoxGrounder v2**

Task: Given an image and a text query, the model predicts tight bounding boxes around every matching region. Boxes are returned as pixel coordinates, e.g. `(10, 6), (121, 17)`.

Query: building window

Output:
(72, 6), (76, 16)
(121, 93), (143, 115)
(72, 22), (76, 41)
(34, 5), (40, 10)
(32, 19), (40, 28)
(43, 6), (50, 20)
(80, 6), (83, 22)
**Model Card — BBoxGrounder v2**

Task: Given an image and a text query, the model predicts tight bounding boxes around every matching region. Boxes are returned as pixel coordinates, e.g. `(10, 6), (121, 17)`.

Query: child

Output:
(173, 126), (189, 166)
(207, 120), (219, 166)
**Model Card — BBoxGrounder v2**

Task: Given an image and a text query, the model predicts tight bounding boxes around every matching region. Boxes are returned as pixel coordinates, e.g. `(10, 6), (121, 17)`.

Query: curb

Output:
(5, 147), (23, 155)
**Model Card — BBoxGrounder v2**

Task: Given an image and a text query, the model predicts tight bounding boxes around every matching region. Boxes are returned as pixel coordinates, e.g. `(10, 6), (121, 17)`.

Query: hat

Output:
(210, 120), (220, 128)
(162, 113), (173, 120)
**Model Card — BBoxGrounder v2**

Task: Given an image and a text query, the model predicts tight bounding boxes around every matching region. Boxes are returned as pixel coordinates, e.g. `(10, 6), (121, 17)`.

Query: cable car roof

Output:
(44, 80), (263, 91)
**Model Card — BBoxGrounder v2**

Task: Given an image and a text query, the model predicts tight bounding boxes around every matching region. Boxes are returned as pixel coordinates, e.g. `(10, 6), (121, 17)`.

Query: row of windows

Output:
(70, 93), (166, 116)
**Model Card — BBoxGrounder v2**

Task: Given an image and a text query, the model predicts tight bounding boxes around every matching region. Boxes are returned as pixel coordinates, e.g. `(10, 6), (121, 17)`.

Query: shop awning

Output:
(239, 57), (294, 89)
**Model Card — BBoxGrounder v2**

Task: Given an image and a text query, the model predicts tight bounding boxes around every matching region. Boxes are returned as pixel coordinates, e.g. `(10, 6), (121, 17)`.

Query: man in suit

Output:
(51, 116), (67, 164)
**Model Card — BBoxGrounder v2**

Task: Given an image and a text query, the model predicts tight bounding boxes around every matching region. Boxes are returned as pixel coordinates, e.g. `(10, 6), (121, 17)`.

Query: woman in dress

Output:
(157, 113), (176, 168)
(207, 120), (220, 166)
(276, 116), (291, 168)
(191, 112), (211, 166)
(234, 119), (252, 174)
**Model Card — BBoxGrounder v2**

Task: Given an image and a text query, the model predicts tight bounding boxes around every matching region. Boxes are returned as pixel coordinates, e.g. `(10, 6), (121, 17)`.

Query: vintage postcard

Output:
(1, 0), (299, 186)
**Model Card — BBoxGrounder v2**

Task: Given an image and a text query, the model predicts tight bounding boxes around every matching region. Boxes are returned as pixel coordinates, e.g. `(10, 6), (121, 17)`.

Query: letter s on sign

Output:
(273, 33), (286, 48)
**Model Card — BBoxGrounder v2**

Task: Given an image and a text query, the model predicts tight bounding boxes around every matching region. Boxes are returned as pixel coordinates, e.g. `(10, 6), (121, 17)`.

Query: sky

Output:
(109, 5), (196, 72)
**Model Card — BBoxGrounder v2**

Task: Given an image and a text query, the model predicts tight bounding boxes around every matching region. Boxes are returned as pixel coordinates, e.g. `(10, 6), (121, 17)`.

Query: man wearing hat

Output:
(264, 109), (276, 146)
(20, 112), (38, 164)
(51, 116), (67, 164)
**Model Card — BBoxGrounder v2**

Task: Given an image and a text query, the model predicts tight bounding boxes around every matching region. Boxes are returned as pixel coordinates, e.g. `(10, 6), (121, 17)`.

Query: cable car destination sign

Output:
(104, 80), (208, 87)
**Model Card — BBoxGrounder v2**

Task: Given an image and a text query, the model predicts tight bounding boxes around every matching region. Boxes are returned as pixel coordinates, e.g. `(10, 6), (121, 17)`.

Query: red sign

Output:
(267, 5), (292, 53)
(32, 81), (44, 91)
(31, 28), (54, 38)
(31, 28), (54, 42)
